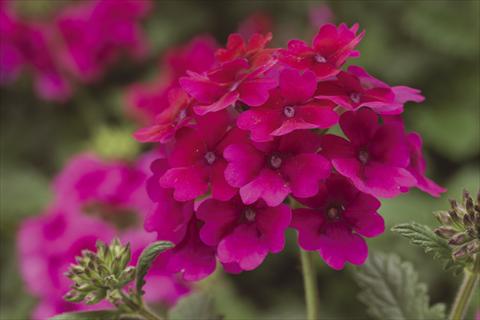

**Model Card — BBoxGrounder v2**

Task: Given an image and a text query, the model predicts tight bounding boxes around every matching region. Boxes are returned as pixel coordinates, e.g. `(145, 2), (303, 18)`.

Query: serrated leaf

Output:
(353, 252), (446, 320)
(49, 310), (120, 320)
(135, 241), (174, 296)
(391, 222), (465, 274)
(169, 292), (223, 320)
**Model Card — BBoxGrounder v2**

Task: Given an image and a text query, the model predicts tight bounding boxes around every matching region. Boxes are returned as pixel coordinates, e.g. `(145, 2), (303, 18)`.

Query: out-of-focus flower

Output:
(56, 0), (151, 83)
(291, 174), (384, 270)
(277, 23), (364, 79)
(18, 152), (189, 319)
(309, 4), (333, 29)
(197, 197), (291, 271)
(237, 11), (272, 39)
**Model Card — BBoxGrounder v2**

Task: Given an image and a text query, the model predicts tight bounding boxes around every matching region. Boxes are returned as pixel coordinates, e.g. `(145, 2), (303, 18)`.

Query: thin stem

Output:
(118, 290), (163, 320)
(449, 254), (480, 320)
(300, 249), (320, 320)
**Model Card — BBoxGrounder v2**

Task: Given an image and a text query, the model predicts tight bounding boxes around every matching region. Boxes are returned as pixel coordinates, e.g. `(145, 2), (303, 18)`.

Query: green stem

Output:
(300, 249), (320, 320)
(118, 290), (163, 320)
(449, 254), (480, 320)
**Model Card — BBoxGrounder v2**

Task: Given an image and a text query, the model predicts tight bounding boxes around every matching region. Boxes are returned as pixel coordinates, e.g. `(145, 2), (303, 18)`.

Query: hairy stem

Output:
(449, 254), (480, 320)
(300, 249), (320, 320)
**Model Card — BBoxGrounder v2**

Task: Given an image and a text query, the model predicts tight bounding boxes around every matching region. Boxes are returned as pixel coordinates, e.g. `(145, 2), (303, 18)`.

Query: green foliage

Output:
(392, 223), (468, 274)
(353, 253), (446, 320)
(135, 241), (174, 297)
(49, 310), (120, 320)
(169, 292), (222, 320)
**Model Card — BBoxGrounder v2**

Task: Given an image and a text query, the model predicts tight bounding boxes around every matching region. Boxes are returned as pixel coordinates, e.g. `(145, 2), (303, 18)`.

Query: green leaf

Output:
(135, 241), (174, 296)
(391, 222), (465, 273)
(169, 292), (223, 320)
(353, 252), (446, 320)
(49, 310), (120, 320)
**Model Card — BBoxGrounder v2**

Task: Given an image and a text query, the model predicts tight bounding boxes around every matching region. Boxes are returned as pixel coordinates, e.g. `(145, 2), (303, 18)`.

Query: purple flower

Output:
(197, 197), (291, 270)
(291, 175), (384, 270)
(224, 130), (331, 206)
(237, 68), (338, 141)
(321, 108), (417, 198)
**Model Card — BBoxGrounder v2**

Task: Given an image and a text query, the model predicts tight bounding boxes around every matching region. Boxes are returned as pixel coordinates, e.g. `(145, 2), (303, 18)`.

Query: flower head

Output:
(291, 175), (384, 269)
(197, 197), (291, 271)
(321, 108), (417, 198)
(224, 130), (331, 206)
(277, 23), (364, 79)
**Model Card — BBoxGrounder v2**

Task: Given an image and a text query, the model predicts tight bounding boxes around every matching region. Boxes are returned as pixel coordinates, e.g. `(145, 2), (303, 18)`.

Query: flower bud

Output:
(64, 290), (87, 303)
(465, 240), (480, 255)
(434, 226), (457, 239)
(448, 233), (469, 246)
(85, 289), (107, 305)
(452, 245), (469, 260)
(434, 211), (452, 225)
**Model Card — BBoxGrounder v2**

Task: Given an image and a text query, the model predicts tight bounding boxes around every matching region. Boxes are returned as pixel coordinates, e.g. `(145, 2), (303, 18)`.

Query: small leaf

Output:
(49, 310), (120, 320)
(169, 292), (223, 320)
(391, 222), (465, 273)
(135, 241), (174, 296)
(352, 252), (446, 320)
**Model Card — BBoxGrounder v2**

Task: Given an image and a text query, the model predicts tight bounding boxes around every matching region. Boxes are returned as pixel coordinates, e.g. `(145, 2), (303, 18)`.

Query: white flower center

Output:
(283, 105), (295, 118)
(204, 151), (216, 165)
(244, 208), (256, 222)
(327, 207), (339, 220)
(314, 54), (326, 63)
(350, 92), (361, 104)
(269, 155), (282, 169)
(358, 150), (369, 165)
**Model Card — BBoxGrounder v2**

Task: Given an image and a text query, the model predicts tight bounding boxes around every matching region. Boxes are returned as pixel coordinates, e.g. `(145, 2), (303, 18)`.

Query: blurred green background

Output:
(1, 0), (479, 319)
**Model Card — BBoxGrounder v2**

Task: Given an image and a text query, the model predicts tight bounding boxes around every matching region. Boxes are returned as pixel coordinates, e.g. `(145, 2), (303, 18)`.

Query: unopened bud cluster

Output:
(434, 190), (480, 262)
(64, 238), (135, 304)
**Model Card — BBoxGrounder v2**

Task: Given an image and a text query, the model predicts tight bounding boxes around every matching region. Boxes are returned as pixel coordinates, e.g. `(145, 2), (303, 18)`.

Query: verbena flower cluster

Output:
(133, 23), (445, 278)
(18, 152), (189, 320)
(0, 0), (150, 102)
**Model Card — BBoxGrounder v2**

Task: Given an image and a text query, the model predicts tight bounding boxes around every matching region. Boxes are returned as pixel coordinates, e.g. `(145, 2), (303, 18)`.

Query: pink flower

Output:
(404, 132), (446, 197)
(56, 0), (151, 83)
(237, 68), (338, 141)
(0, 6), (71, 102)
(291, 175), (384, 270)
(316, 65), (424, 115)
(134, 88), (195, 143)
(224, 130), (331, 206)
(197, 197), (291, 270)
(321, 108), (417, 198)
(216, 32), (274, 65)
(277, 23), (363, 79)
(309, 4), (333, 29)
(126, 36), (217, 124)
(159, 111), (239, 201)
(237, 12), (272, 40)
(180, 36), (277, 116)
(145, 159), (217, 281)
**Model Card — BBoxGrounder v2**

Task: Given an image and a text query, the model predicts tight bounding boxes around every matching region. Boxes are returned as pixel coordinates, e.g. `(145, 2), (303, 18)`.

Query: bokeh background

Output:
(1, 0), (479, 319)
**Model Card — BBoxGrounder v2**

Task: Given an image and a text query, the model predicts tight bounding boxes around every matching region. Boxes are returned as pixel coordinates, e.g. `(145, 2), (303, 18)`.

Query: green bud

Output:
(64, 290), (87, 303)
(119, 243), (131, 270)
(118, 266), (136, 285)
(465, 240), (480, 255)
(452, 245), (469, 260)
(434, 226), (457, 239)
(434, 210), (452, 225)
(448, 233), (469, 245)
(85, 289), (107, 305)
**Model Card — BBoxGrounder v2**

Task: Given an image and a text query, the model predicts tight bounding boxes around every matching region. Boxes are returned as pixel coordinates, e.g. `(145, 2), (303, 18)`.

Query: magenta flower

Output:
(237, 68), (338, 141)
(316, 65), (425, 115)
(404, 132), (446, 197)
(56, 0), (151, 83)
(291, 174), (384, 270)
(216, 32), (274, 65)
(159, 111), (239, 201)
(134, 88), (195, 143)
(180, 42), (277, 116)
(0, 6), (71, 102)
(145, 159), (217, 281)
(277, 23), (363, 79)
(321, 108), (417, 198)
(224, 130), (331, 206)
(197, 197), (291, 270)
